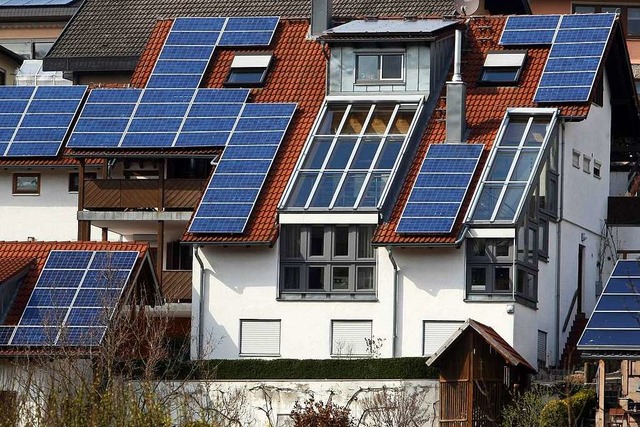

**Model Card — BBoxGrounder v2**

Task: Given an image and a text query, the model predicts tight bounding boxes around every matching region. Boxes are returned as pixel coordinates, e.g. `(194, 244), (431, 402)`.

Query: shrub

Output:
(290, 397), (354, 427)
(500, 388), (548, 427)
(540, 398), (569, 427)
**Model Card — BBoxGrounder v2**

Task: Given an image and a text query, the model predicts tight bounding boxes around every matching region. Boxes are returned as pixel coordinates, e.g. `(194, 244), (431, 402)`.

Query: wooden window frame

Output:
(12, 173), (40, 195)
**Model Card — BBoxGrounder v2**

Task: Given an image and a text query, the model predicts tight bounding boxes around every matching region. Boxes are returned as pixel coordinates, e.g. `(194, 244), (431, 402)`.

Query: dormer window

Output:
(356, 52), (404, 83)
(224, 54), (272, 87)
(480, 51), (526, 85)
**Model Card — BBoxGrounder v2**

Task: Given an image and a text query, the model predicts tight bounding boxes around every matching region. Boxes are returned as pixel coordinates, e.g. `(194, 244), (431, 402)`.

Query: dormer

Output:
(319, 19), (459, 96)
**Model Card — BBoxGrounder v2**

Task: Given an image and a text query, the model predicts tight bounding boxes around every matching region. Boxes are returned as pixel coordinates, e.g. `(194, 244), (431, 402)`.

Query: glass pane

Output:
(501, 118), (528, 146)
(283, 267), (301, 290)
(357, 266), (375, 290)
(517, 226), (526, 262)
(334, 226), (349, 257)
(629, 8), (640, 36)
(357, 55), (379, 80)
(341, 106), (370, 135)
(326, 138), (357, 169)
(310, 226), (324, 256)
(351, 137), (380, 169)
(495, 267), (511, 291)
(332, 266), (350, 290)
(317, 105), (347, 135)
(365, 106), (393, 135)
(472, 184), (501, 220)
(227, 68), (265, 84)
(512, 150), (538, 181)
(308, 266), (325, 290)
(495, 239), (511, 257)
(481, 68), (519, 82)
(389, 108), (415, 134)
(601, 7), (618, 14)
(34, 42), (54, 60)
(470, 267), (486, 291)
(282, 225), (302, 258)
(381, 54), (403, 79)
(574, 6), (596, 13)
(375, 137), (403, 169)
(0, 42), (31, 59)
(302, 137), (333, 169)
(359, 173), (389, 207)
(287, 172), (317, 207)
(495, 184), (525, 221)
(528, 227), (536, 263)
(357, 226), (375, 259)
(488, 149), (516, 181)
(310, 172), (342, 207)
(517, 269), (536, 298)
(539, 164), (548, 211)
(549, 132), (558, 172)
(469, 239), (487, 258)
(524, 118), (549, 146)
(334, 172), (366, 208)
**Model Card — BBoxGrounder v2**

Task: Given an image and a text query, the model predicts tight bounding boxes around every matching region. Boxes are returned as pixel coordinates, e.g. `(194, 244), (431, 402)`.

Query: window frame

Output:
(224, 54), (273, 87)
(479, 51), (526, 86)
(572, 149), (581, 169)
(239, 319), (281, 357)
(355, 51), (405, 84)
(330, 319), (373, 357)
(593, 160), (602, 178)
(466, 238), (515, 295)
(583, 155), (591, 173)
(12, 173), (40, 195)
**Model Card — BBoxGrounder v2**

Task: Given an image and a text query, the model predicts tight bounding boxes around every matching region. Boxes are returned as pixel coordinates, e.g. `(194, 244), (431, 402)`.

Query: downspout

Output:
(386, 247), (399, 358)
(194, 245), (206, 360)
(555, 120), (566, 365)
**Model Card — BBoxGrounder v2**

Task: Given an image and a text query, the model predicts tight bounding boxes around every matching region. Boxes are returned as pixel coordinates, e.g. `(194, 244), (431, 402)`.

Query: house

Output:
(178, 11), (640, 368)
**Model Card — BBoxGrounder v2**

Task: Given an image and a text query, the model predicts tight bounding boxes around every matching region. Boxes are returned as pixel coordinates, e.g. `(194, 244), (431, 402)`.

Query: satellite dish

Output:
(454, 0), (480, 16)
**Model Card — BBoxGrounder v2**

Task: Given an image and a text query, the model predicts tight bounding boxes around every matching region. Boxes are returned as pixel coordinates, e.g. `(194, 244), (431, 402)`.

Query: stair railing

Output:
(562, 288), (580, 333)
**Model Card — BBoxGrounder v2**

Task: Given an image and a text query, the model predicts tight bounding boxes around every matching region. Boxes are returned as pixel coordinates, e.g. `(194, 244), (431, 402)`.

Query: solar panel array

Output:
(0, 0), (75, 5)
(396, 144), (483, 234)
(500, 13), (616, 103)
(0, 86), (86, 157)
(578, 259), (640, 352)
(147, 16), (278, 89)
(0, 250), (138, 347)
(189, 102), (297, 233)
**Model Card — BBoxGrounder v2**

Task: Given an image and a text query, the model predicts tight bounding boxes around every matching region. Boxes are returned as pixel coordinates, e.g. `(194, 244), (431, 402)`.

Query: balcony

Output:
(83, 179), (205, 211)
(161, 270), (192, 302)
(608, 196), (640, 225)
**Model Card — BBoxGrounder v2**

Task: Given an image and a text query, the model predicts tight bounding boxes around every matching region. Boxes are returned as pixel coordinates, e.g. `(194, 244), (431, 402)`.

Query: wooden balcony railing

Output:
(83, 179), (205, 210)
(161, 270), (192, 302)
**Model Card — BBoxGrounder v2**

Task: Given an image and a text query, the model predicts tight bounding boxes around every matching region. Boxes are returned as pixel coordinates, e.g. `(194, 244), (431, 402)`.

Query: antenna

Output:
(454, 0), (480, 16)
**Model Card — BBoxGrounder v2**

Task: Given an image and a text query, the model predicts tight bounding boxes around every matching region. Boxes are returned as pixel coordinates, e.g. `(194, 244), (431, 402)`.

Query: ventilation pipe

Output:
(311, 0), (332, 37)
(446, 28), (467, 143)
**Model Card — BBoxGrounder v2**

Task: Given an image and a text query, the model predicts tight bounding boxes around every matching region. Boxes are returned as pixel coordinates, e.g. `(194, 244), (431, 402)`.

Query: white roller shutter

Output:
(240, 320), (280, 356)
(423, 321), (463, 356)
(331, 320), (372, 356)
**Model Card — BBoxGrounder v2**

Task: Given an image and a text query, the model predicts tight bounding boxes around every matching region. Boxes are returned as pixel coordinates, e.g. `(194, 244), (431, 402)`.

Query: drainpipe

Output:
(194, 245), (206, 359)
(555, 120), (566, 366)
(386, 247), (399, 358)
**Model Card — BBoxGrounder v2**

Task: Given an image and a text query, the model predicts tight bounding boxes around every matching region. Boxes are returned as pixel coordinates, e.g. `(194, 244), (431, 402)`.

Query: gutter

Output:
(194, 245), (206, 360)
(386, 247), (399, 358)
(555, 119), (566, 365)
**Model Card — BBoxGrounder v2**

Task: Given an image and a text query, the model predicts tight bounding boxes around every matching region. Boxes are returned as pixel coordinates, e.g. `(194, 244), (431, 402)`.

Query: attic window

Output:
(356, 52), (404, 82)
(480, 51), (526, 85)
(224, 54), (272, 87)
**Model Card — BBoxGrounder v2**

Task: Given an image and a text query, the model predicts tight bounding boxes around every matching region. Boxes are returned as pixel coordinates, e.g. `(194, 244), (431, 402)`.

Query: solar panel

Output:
(396, 144), (483, 234)
(578, 259), (640, 352)
(0, 86), (86, 157)
(218, 17), (279, 46)
(189, 103), (297, 233)
(0, 250), (138, 347)
(499, 15), (561, 45)
(534, 13), (615, 103)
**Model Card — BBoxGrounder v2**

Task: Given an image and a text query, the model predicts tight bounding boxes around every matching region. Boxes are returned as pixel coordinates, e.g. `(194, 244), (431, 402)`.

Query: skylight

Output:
(479, 51), (526, 85)
(467, 109), (558, 224)
(282, 98), (422, 210)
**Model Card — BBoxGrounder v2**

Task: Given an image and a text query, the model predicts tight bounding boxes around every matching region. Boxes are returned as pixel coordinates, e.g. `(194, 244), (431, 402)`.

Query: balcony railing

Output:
(83, 179), (205, 210)
(161, 270), (192, 302)
(608, 196), (640, 225)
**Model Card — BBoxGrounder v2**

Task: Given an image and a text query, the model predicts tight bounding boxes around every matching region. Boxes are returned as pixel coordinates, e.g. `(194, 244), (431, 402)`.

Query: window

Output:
(280, 225), (376, 298)
(284, 100), (420, 210)
(68, 172), (97, 192)
(166, 158), (212, 179)
(423, 321), (463, 356)
(467, 239), (514, 294)
(356, 53), (404, 82)
(572, 150), (581, 169)
(583, 155), (591, 173)
(594, 160), (602, 178)
(538, 218), (549, 260)
(573, 5), (640, 36)
(239, 320), (280, 356)
(166, 241), (193, 270)
(0, 40), (54, 59)
(480, 51), (526, 85)
(12, 173), (40, 195)
(331, 320), (372, 357)
(537, 330), (548, 369)
(225, 54), (272, 87)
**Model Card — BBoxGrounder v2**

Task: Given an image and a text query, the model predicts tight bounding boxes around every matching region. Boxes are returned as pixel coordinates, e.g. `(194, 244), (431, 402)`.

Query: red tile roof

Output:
(0, 241), (149, 326)
(373, 16), (593, 245)
(0, 258), (33, 284)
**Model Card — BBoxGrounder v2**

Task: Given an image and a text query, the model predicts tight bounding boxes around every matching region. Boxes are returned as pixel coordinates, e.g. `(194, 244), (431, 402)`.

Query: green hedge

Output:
(161, 357), (438, 380)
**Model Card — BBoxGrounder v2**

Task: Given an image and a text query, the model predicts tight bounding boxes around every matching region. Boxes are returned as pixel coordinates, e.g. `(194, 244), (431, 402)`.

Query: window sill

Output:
(278, 292), (378, 302)
(330, 354), (372, 359)
(354, 80), (405, 86)
(465, 294), (515, 303)
(239, 354), (281, 358)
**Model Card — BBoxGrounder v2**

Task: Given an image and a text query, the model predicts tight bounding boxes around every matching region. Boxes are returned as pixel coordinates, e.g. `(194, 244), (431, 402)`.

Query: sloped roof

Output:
(427, 318), (536, 372)
(0, 257), (33, 284)
(0, 241), (150, 326)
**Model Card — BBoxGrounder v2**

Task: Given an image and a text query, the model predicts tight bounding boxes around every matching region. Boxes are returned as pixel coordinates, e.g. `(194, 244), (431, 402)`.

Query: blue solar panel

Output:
(504, 15), (561, 31)
(500, 30), (557, 45)
(58, 327), (106, 346)
(153, 60), (209, 75)
(500, 15), (560, 45)
(140, 89), (195, 103)
(578, 259), (640, 351)
(560, 13), (616, 29)
(0, 327), (13, 346)
(165, 31), (220, 46)
(172, 17), (226, 32)
(225, 16), (279, 31)
(1, 250), (139, 347)
(219, 31), (275, 46)
(397, 144), (483, 234)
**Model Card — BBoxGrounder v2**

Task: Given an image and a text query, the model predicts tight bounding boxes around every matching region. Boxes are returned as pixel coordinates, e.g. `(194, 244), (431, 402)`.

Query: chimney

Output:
(446, 28), (467, 143)
(311, 0), (332, 37)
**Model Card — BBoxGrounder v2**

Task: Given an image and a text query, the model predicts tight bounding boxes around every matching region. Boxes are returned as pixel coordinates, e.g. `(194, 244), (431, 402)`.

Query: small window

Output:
(423, 321), (463, 356)
(331, 320), (372, 357)
(537, 330), (547, 369)
(166, 241), (193, 271)
(594, 160), (601, 178)
(68, 172), (97, 192)
(572, 150), (581, 169)
(629, 8), (640, 36)
(356, 53), (404, 82)
(225, 54), (272, 87)
(583, 155), (591, 173)
(480, 51), (526, 85)
(239, 320), (280, 356)
(13, 173), (40, 195)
